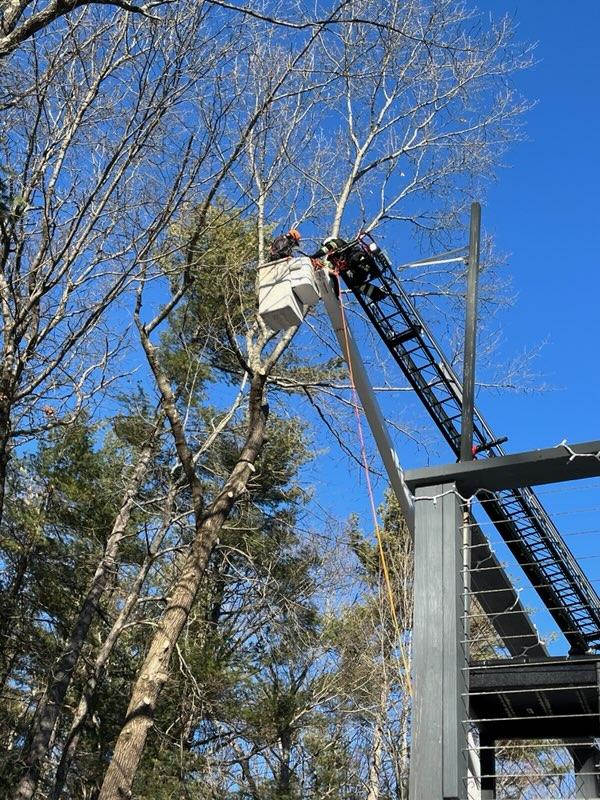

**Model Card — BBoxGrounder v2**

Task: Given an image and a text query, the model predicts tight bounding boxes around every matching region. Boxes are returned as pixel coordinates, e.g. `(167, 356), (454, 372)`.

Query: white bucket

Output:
(258, 259), (303, 331)
(258, 256), (319, 331)
(288, 256), (320, 306)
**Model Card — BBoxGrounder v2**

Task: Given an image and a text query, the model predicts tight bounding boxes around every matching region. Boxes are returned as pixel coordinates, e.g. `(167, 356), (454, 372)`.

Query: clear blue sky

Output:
(315, 1), (600, 471)
(474, 0), (600, 451)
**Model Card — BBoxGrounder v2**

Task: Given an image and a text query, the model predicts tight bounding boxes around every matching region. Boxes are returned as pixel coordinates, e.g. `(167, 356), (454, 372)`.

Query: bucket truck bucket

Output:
(288, 256), (320, 306)
(258, 256), (319, 331)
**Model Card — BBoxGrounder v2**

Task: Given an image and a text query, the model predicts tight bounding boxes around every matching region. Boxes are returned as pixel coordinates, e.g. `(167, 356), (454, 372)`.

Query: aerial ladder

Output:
(334, 235), (600, 655)
(259, 230), (600, 797)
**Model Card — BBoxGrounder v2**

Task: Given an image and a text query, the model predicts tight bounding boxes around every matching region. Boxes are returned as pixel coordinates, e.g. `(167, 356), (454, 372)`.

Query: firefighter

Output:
(310, 236), (385, 299)
(268, 228), (301, 261)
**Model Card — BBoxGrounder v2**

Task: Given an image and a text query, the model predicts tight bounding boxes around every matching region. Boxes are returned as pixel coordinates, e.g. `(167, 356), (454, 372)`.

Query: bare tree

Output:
(312, 0), (532, 246)
(0, 0), (168, 58)
(0, 0), (351, 60)
(97, 286), (297, 796)
(0, 1), (538, 796)
(50, 478), (179, 800)
(0, 1), (240, 526)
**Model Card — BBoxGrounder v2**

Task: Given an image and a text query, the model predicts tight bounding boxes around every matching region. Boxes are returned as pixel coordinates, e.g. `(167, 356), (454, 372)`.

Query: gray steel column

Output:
(409, 483), (468, 800)
(460, 202), (481, 462)
(573, 747), (600, 799)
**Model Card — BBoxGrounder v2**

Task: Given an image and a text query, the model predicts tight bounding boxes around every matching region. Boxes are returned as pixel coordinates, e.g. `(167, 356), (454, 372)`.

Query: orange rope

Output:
(337, 285), (412, 691)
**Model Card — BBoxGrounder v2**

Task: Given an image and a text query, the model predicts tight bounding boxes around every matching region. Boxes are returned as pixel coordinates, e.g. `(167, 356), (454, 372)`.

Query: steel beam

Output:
(405, 440), (600, 495)
(469, 522), (545, 658)
(460, 202), (481, 462)
(317, 268), (545, 659)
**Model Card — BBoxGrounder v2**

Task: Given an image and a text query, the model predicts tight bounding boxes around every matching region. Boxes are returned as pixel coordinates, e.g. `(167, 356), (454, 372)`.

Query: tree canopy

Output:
(0, 2), (563, 798)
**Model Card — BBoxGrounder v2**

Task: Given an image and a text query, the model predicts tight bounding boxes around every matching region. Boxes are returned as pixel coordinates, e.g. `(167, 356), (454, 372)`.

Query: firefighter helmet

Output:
(322, 236), (347, 253)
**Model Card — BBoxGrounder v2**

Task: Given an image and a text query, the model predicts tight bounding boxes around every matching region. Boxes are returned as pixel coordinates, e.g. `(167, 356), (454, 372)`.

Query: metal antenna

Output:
(460, 202), (481, 462)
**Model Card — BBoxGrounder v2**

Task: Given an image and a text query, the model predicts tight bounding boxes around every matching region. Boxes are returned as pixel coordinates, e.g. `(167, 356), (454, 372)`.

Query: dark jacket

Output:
(268, 234), (298, 262)
(311, 238), (377, 284)
(309, 237), (349, 260)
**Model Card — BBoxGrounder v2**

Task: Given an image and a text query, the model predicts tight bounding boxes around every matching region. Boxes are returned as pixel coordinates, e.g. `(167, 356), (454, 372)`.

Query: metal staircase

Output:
(344, 241), (600, 653)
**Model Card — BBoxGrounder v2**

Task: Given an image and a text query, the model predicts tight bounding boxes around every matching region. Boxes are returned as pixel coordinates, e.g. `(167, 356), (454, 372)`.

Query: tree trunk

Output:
(366, 710), (384, 800)
(13, 429), (160, 800)
(51, 486), (175, 800)
(0, 387), (13, 527)
(0, 546), (32, 695)
(366, 656), (391, 800)
(277, 728), (293, 799)
(97, 375), (268, 800)
(98, 374), (268, 800)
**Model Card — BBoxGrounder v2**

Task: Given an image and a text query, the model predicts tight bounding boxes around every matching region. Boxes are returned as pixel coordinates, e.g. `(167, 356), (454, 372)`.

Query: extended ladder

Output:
(345, 243), (600, 654)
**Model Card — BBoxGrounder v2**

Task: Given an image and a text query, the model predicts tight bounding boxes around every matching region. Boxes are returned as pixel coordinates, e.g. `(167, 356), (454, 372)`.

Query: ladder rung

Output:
(444, 413), (463, 423)
(388, 325), (422, 347)
(401, 345), (427, 357)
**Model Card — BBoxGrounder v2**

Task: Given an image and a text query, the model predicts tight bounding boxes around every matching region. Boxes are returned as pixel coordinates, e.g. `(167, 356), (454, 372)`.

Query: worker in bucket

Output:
(268, 228), (301, 261)
(310, 236), (385, 300)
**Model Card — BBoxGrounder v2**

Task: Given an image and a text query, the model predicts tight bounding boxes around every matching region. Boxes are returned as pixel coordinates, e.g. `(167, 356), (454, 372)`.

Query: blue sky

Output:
(473, 0), (600, 652)
(313, 2), (599, 472)
(473, 0), (600, 450)
(304, 2), (600, 653)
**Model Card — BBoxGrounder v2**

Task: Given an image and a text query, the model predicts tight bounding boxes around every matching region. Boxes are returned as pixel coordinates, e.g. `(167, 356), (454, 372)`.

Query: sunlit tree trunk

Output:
(98, 375), (269, 800)
(51, 483), (175, 800)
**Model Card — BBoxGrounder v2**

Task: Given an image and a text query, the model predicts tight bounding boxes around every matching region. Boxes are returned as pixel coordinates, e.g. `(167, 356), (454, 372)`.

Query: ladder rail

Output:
(375, 250), (503, 452)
